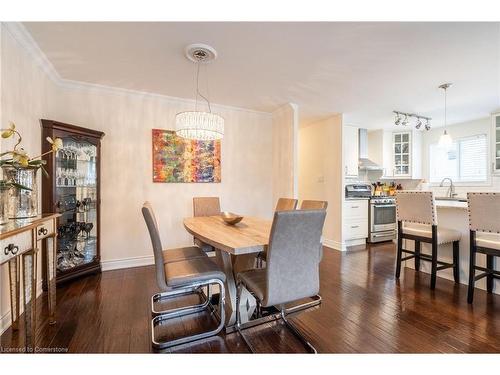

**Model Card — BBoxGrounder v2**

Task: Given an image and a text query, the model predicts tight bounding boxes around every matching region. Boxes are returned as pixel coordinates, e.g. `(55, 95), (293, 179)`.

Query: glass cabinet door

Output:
(55, 136), (98, 273)
(393, 132), (410, 176)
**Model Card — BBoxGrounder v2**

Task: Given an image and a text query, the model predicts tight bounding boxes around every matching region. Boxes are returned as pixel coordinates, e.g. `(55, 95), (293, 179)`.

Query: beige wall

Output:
(0, 24), (60, 332)
(272, 103), (298, 204)
(299, 115), (343, 247)
(53, 87), (274, 265)
(1, 24), (278, 332)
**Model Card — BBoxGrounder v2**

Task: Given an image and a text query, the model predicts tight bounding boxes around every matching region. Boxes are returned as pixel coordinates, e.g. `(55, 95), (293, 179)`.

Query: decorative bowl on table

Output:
(220, 212), (243, 225)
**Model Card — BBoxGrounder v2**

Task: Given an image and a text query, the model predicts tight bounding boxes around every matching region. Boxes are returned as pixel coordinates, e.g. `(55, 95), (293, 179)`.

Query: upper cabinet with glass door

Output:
(393, 132), (411, 177)
(380, 129), (421, 179)
(493, 112), (500, 174)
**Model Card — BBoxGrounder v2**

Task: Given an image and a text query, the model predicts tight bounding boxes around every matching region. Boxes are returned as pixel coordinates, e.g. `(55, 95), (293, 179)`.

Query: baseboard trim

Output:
(323, 239), (347, 252)
(101, 255), (154, 271)
(0, 279), (43, 336)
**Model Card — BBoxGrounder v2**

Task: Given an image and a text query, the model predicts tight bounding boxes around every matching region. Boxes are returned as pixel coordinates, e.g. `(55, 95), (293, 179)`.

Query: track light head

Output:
(415, 118), (422, 129)
(425, 119), (431, 131)
(394, 114), (401, 126)
(401, 115), (409, 126)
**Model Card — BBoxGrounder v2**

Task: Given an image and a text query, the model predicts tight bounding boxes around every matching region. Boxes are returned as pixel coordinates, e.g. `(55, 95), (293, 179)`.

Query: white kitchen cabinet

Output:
(343, 199), (368, 242)
(492, 112), (500, 174)
(344, 125), (359, 178)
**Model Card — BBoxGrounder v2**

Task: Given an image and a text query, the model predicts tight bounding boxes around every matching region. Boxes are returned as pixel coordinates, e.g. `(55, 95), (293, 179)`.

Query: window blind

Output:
(429, 134), (487, 183)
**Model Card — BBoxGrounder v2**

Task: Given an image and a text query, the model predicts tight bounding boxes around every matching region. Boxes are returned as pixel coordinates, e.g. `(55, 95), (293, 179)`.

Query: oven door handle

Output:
(372, 233), (396, 238)
(372, 204), (396, 208)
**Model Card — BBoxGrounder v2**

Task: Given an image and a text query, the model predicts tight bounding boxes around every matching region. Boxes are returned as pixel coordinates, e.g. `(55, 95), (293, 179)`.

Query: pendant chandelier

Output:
(175, 44), (224, 141)
(438, 83), (453, 148)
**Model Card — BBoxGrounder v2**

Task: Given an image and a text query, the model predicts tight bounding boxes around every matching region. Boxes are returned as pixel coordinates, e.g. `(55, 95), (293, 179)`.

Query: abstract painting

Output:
(152, 129), (221, 183)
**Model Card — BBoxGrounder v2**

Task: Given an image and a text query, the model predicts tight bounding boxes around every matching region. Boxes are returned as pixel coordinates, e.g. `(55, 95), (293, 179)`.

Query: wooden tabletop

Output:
(183, 215), (272, 255)
(0, 213), (61, 240)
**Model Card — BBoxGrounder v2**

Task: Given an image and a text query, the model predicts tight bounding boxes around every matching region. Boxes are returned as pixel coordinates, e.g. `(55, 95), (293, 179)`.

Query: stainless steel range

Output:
(368, 196), (397, 243)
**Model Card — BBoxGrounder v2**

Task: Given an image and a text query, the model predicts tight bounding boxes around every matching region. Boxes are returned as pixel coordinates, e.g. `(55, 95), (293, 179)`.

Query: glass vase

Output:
(0, 186), (9, 224)
(1, 166), (39, 218)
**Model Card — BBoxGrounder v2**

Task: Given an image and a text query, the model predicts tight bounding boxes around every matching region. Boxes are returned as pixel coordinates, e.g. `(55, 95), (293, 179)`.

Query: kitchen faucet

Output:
(439, 177), (457, 198)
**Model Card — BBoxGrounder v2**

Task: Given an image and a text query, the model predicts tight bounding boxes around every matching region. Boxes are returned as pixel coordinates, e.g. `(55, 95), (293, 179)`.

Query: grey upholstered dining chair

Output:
(142, 202), (226, 349)
(257, 197), (299, 267)
(395, 191), (461, 289)
(236, 209), (327, 353)
(193, 197), (221, 253)
(467, 193), (500, 304)
(275, 197), (298, 211)
(300, 200), (328, 210)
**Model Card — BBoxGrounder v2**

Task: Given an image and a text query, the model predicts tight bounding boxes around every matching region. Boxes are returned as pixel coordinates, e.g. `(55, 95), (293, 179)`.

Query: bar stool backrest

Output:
(275, 198), (298, 211)
(395, 191), (437, 225)
(193, 197), (221, 217)
(467, 192), (500, 233)
(142, 202), (167, 290)
(300, 200), (328, 210)
(265, 209), (326, 307)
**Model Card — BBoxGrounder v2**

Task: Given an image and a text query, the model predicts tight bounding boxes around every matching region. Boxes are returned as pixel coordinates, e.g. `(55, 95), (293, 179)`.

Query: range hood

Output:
(358, 128), (383, 171)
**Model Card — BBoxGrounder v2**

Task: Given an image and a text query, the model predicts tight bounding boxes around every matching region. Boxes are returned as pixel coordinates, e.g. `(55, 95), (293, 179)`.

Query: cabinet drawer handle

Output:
(351, 225), (359, 229)
(38, 227), (48, 236)
(4, 243), (19, 255)
(351, 206), (359, 209)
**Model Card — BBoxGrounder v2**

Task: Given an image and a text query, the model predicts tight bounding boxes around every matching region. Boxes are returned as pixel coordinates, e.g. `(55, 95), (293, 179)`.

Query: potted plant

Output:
(0, 122), (62, 219)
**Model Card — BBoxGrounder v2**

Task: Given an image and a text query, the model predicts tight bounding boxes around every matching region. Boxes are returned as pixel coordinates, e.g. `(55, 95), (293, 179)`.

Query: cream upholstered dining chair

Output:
(300, 200), (328, 210)
(467, 193), (500, 303)
(275, 198), (298, 211)
(395, 191), (461, 290)
(236, 209), (326, 353)
(193, 197), (221, 253)
(142, 202), (226, 349)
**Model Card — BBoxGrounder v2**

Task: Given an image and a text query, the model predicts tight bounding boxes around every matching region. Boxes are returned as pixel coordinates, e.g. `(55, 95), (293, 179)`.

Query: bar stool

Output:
(395, 191), (461, 289)
(467, 192), (500, 303)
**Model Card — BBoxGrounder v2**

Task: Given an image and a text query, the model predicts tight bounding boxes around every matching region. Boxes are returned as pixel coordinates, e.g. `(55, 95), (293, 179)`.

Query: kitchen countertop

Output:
(435, 199), (468, 209)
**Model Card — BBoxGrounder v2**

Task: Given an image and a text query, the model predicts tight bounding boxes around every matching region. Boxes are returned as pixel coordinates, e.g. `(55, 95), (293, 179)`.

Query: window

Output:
(429, 134), (488, 183)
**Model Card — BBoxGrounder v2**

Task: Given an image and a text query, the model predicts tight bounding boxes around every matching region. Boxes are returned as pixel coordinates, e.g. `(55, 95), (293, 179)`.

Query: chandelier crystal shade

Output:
(175, 111), (224, 141)
(175, 44), (224, 141)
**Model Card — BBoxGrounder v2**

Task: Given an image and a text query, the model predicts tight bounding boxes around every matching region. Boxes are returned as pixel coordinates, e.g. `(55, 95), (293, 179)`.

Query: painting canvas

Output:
(152, 129), (221, 183)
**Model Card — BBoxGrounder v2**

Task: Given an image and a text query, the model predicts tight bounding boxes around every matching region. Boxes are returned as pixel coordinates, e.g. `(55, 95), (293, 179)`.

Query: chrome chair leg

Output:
(151, 286), (210, 318)
(280, 308), (317, 354)
(235, 282), (257, 353)
(151, 279), (225, 350)
(284, 294), (322, 315)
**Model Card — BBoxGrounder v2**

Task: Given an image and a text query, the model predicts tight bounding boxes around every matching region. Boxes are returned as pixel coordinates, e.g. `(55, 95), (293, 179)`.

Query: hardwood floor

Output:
(2, 242), (500, 353)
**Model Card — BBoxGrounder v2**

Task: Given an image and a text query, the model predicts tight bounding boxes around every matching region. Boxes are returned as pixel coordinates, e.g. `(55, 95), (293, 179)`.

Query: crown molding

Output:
(2, 22), (61, 84)
(2, 22), (272, 117)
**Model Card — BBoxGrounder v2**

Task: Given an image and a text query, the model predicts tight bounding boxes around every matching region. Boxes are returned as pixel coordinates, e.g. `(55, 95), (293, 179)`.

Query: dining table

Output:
(183, 215), (272, 330)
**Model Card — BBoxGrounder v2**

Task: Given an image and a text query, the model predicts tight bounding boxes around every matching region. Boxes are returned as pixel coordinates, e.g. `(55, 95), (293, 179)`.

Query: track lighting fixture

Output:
(393, 111), (431, 131)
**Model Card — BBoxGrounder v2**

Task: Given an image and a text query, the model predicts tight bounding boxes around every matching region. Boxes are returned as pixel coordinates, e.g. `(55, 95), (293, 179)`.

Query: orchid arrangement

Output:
(0, 122), (63, 178)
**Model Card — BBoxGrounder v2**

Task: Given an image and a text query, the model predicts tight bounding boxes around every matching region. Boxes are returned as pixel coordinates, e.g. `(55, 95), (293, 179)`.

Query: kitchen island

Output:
(404, 199), (499, 295)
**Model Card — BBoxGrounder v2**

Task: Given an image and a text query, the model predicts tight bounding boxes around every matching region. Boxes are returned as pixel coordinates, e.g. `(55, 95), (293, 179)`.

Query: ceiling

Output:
(23, 22), (500, 128)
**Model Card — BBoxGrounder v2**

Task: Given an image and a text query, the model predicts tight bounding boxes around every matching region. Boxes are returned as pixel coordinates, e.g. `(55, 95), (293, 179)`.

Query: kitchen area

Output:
(342, 110), (500, 294)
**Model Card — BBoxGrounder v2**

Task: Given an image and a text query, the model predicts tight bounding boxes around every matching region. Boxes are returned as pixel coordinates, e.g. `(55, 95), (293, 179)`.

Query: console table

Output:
(0, 213), (60, 350)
